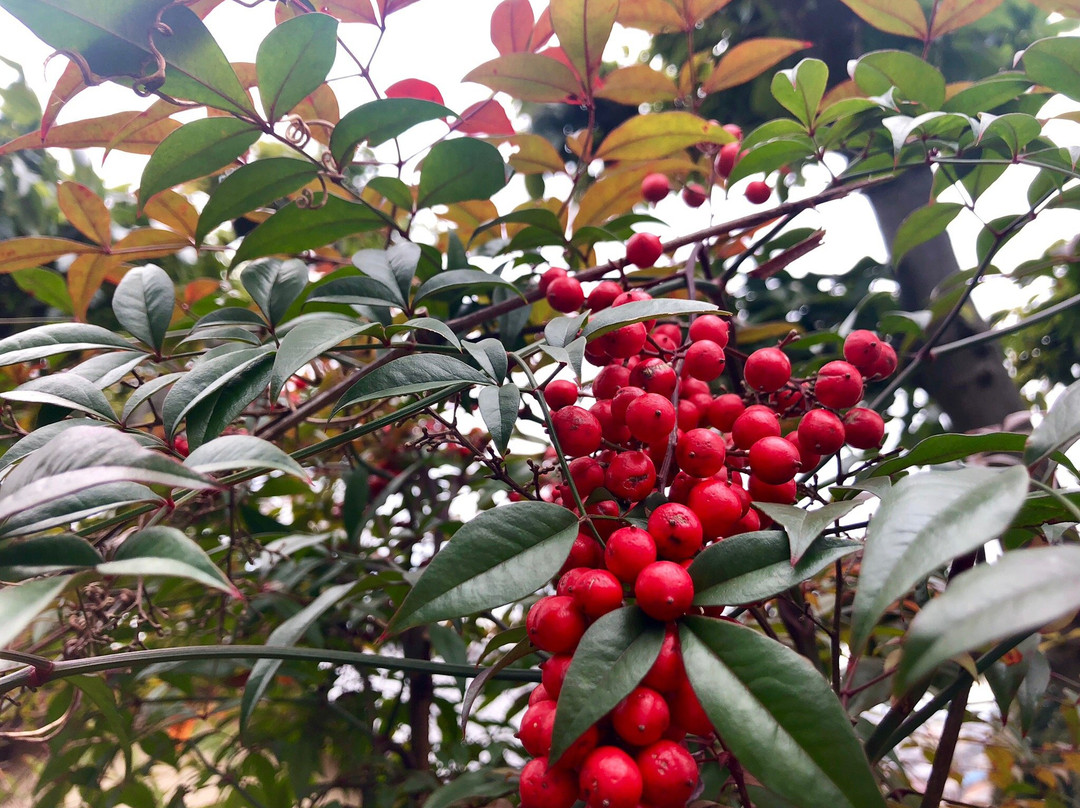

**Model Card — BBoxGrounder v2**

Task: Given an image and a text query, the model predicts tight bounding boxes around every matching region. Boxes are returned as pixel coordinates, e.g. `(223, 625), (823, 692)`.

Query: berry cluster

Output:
(519, 279), (895, 808)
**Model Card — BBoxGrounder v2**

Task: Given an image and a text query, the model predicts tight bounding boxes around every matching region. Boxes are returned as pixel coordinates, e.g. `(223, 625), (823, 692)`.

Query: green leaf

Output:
(463, 338), (508, 382)
(868, 431), (1027, 477)
(1, 374), (118, 422)
(414, 269), (523, 306)
(351, 248), (410, 308)
(478, 383), (520, 455)
(770, 59), (828, 127)
(0, 418), (100, 472)
(835, 0), (927, 39)
(892, 203), (963, 263)
(755, 501), (859, 563)
(974, 113), (1042, 156)
(230, 196), (389, 267)
(550, 0), (618, 88)
(417, 138), (507, 209)
(240, 580), (356, 731)
(257, 13), (338, 122)
(12, 267), (72, 314)
(550, 607), (664, 764)
(72, 349), (151, 390)
(387, 501), (579, 633)
(121, 373), (182, 424)
(850, 466), (1029, 654)
(112, 265), (175, 353)
(195, 158), (320, 244)
(984, 633), (1040, 724)
(161, 346), (274, 438)
(942, 74), (1030, 116)
(183, 435), (307, 480)
(896, 546), (1080, 692)
(183, 354), (274, 450)
(386, 317), (461, 350)
(470, 208), (565, 246)
(0, 323), (132, 366)
(1018, 649), (1051, 736)
(1, 483), (159, 539)
(98, 526), (237, 595)
(545, 313), (588, 348)
(270, 316), (373, 398)
(1023, 36), (1080, 103)
(330, 98), (455, 164)
(690, 530), (860, 605)
(582, 300), (719, 338)
(138, 117), (260, 207)
(366, 176), (414, 210)
(69, 674), (133, 778)
(0, 534), (103, 579)
(333, 354), (491, 410)
(727, 136), (816, 187)
(421, 770), (517, 808)
(308, 274), (404, 308)
(854, 50), (946, 109)
(242, 258), (309, 327)
(681, 617), (886, 808)
(1025, 377), (1080, 465)
(0, 575), (74, 649)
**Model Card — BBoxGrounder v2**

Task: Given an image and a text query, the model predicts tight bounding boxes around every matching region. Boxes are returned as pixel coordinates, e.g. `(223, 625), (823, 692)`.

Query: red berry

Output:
(643, 626), (685, 691)
(731, 404), (781, 449)
(611, 386), (646, 426)
(773, 382), (809, 415)
(867, 342), (898, 379)
(814, 360), (864, 409)
(707, 393), (745, 432)
(552, 406), (603, 458)
(527, 596), (587, 653)
(683, 339), (726, 381)
(580, 747), (643, 808)
(586, 499), (624, 539)
(668, 677), (712, 736)
(743, 347), (792, 392)
(748, 435), (802, 484)
(559, 533), (603, 575)
(588, 280), (623, 311)
(593, 364), (631, 400)
(560, 723), (602, 769)
(518, 701), (556, 756)
(613, 687), (670, 747)
(591, 400), (631, 445)
(723, 123), (743, 140)
(635, 561), (694, 621)
(540, 653), (574, 699)
(789, 430), (821, 472)
(572, 569), (625, 619)
(843, 407), (885, 449)
(843, 329), (882, 373)
(629, 358), (678, 397)
(674, 428), (726, 478)
(637, 740), (699, 807)
(626, 232), (663, 268)
(748, 475), (797, 504)
(569, 456), (607, 498)
(687, 479), (742, 538)
(688, 314), (729, 348)
(557, 566), (592, 596)
(745, 180), (771, 204)
(601, 322), (649, 359)
(520, 757), (578, 808)
(648, 502), (704, 561)
(797, 408), (846, 455)
(625, 393), (677, 444)
(544, 379), (579, 410)
(676, 399), (701, 432)
(528, 683), (553, 705)
(641, 173), (671, 203)
(604, 526), (657, 584)
(539, 267), (568, 294)
(681, 183), (708, 207)
(547, 277), (584, 313)
(606, 450), (657, 502)
(714, 141), (741, 178)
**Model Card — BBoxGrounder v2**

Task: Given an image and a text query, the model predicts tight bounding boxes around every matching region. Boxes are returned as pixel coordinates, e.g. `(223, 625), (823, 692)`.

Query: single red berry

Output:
(539, 267), (568, 295)
(687, 478), (742, 538)
(544, 379), (579, 410)
(641, 172), (671, 203)
(676, 399), (701, 432)
(528, 683), (553, 705)
(593, 363), (631, 400)
(643, 626), (685, 691)
(560, 723), (602, 770)
(527, 596), (587, 653)
(552, 406), (603, 458)
(681, 183), (708, 208)
(600, 322), (649, 359)
(518, 701), (556, 756)
(611, 386), (646, 427)
(843, 407), (885, 449)
(588, 280), (623, 311)
(723, 123), (743, 140)
(579, 747), (643, 808)
(604, 526), (657, 584)
(683, 339), (726, 382)
(519, 757), (578, 808)
(637, 740), (699, 807)
(731, 404), (781, 449)
(572, 568), (625, 619)
(557, 566), (592, 597)
(613, 687), (671, 747)
(569, 456), (607, 499)
(679, 376), (710, 398)
(732, 506), (762, 534)
(797, 408), (846, 455)
(867, 342), (898, 379)
(635, 561), (694, 621)
(748, 435), (802, 484)
(629, 358), (677, 397)
(646, 330), (679, 359)
(773, 382), (809, 415)
(606, 450), (657, 502)
(540, 653), (574, 699)
(745, 180), (771, 205)
(647, 502), (704, 561)
(625, 393), (677, 444)
(586, 499), (624, 539)
(674, 428), (726, 478)
(667, 470), (701, 505)
(714, 141), (741, 178)
(668, 677), (713, 736)
(814, 360), (864, 409)
(707, 393), (745, 432)
(559, 531), (604, 574)
(843, 329), (882, 373)
(688, 314), (729, 348)
(743, 347), (792, 392)
(591, 400), (632, 445)
(789, 430), (821, 472)
(626, 232), (664, 268)
(547, 276), (585, 313)
(748, 475), (798, 504)
(172, 435), (190, 457)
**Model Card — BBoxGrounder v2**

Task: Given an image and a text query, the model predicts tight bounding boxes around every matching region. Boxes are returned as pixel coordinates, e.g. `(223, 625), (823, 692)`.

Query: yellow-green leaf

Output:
(0, 237), (99, 273)
(550, 0), (618, 89)
(837, 0), (928, 39)
(68, 254), (123, 322)
(57, 182), (112, 246)
(464, 53), (582, 103)
(595, 64), (679, 105)
(929, 0), (1005, 39)
(595, 111), (733, 161)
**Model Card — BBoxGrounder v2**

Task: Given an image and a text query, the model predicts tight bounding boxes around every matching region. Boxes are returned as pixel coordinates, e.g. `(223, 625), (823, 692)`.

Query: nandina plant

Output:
(0, 1), (1079, 807)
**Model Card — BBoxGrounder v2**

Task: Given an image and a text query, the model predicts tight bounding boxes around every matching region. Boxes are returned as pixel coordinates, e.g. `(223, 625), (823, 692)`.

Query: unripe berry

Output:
(626, 232), (663, 268)
(635, 561), (694, 621)
(814, 360), (864, 409)
(743, 347), (792, 392)
(625, 393), (677, 444)
(688, 314), (730, 348)
(544, 379), (579, 410)
(748, 435), (802, 484)
(683, 339), (726, 381)
(745, 180), (771, 204)
(606, 450), (657, 502)
(641, 172), (671, 203)
(604, 526), (657, 584)
(675, 427), (726, 478)
(551, 406), (603, 458)
(527, 596), (587, 653)
(681, 183), (708, 208)
(637, 740), (699, 808)
(546, 276), (584, 313)
(579, 747), (643, 808)
(613, 687), (670, 747)
(588, 280), (623, 311)
(648, 502), (704, 561)
(843, 329), (882, 372)
(843, 407), (885, 449)
(519, 757), (578, 808)
(731, 404), (781, 449)
(797, 408), (846, 455)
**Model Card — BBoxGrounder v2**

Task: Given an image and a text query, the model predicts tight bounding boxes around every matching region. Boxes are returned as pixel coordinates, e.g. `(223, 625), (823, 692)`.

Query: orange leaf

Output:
(574, 158), (697, 228)
(453, 100), (515, 136)
(104, 101), (186, 158)
(595, 64), (679, 105)
(0, 237), (99, 273)
(551, 0), (619, 89)
(531, 7), (556, 50)
(439, 200), (499, 245)
(318, 0), (379, 23)
(491, 0), (535, 54)
(684, 0), (735, 23)
(110, 229), (191, 261)
(291, 83), (341, 145)
(68, 253), (122, 321)
(0, 112), (181, 157)
(184, 279), (222, 305)
(41, 60), (88, 138)
(836, 0), (928, 39)
(58, 182), (112, 247)
(616, 0), (686, 33)
(144, 191), (199, 241)
(704, 38), (812, 94)
(929, 0), (1005, 39)
(499, 133), (566, 174)
(385, 79), (445, 105)
(465, 53), (583, 103)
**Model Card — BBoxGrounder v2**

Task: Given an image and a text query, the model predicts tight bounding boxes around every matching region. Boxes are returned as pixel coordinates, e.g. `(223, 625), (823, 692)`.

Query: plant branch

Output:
(919, 679), (970, 808)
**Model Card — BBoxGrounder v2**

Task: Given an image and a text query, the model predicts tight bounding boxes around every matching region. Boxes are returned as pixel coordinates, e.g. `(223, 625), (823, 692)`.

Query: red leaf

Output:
(491, 0), (534, 55)
(531, 7), (556, 50)
(319, 0), (379, 24)
(378, 0), (423, 16)
(41, 60), (88, 138)
(453, 100), (515, 136)
(385, 78), (445, 105)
